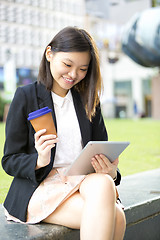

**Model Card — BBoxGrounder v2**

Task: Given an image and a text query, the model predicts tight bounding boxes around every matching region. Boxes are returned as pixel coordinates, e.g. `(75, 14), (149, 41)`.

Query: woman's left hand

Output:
(91, 154), (119, 179)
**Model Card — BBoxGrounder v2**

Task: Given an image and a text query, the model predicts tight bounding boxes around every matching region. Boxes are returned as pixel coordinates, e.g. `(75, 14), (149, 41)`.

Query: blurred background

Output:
(0, 0), (160, 121)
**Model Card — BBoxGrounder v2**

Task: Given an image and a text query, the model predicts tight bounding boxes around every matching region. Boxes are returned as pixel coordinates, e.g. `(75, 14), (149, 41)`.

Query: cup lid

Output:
(27, 107), (52, 120)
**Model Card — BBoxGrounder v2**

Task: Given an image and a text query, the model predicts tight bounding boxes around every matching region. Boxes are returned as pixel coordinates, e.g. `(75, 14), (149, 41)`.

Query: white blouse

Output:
(51, 90), (82, 167)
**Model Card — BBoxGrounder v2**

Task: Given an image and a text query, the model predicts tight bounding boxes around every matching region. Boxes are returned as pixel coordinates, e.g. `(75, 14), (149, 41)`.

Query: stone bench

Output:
(117, 168), (160, 240)
(0, 168), (160, 240)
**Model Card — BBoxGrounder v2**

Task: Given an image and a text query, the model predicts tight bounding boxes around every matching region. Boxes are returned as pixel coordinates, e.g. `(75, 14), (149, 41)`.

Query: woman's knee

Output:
(116, 204), (126, 231)
(80, 173), (116, 200)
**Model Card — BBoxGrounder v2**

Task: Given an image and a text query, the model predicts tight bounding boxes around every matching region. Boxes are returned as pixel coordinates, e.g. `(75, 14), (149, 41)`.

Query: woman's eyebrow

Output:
(63, 58), (73, 63)
(63, 58), (89, 67)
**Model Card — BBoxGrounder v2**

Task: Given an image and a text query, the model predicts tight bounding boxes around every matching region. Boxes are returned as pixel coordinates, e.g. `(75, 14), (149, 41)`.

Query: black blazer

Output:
(2, 82), (121, 222)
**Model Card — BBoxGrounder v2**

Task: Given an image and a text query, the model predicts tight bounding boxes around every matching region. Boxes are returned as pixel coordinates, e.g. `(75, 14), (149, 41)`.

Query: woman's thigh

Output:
(43, 191), (84, 229)
(43, 173), (117, 229)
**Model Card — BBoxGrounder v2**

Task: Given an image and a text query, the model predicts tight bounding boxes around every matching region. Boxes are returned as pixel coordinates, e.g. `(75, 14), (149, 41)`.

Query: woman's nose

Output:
(68, 69), (77, 79)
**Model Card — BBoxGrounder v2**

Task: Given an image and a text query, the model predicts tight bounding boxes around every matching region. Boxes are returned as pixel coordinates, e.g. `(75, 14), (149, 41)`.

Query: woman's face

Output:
(46, 49), (91, 97)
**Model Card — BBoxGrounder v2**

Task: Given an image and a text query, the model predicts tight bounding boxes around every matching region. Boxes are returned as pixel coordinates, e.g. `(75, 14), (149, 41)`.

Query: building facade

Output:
(0, 0), (85, 92)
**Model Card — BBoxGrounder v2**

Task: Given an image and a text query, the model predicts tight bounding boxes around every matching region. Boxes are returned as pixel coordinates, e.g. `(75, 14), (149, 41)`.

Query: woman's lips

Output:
(63, 76), (74, 84)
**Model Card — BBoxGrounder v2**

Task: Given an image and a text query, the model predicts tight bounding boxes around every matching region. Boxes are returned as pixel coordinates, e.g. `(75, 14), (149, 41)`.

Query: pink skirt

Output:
(5, 167), (86, 224)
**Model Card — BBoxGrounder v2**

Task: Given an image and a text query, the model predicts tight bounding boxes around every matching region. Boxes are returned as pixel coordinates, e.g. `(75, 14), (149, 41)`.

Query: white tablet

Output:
(65, 141), (130, 176)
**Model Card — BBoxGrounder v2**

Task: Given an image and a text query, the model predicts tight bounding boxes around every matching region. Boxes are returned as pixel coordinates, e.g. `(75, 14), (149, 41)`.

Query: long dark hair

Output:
(38, 26), (102, 121)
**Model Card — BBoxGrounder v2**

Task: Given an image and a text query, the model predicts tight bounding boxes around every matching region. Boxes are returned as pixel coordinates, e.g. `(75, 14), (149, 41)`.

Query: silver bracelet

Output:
(113, 176), (117, 181)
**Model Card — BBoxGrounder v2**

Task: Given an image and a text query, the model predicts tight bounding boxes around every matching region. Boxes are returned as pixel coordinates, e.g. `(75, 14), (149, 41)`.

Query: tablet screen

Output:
(65, 141), (130, 176)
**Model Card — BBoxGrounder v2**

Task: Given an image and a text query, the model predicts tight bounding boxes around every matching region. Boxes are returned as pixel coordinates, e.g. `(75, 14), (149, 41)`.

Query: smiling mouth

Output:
(63, 76), (74, 84)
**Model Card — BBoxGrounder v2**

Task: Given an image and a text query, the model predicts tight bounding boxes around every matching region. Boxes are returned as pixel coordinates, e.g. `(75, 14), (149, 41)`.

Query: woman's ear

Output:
(45, 46), (52, 62)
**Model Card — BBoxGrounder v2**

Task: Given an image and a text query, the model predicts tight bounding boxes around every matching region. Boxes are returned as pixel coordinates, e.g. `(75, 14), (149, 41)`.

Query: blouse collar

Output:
(51, 90), (72, 108)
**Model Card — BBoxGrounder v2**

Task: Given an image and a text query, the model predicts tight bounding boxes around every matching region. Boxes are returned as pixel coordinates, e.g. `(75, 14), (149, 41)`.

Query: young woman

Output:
(2, 26), (126, 240)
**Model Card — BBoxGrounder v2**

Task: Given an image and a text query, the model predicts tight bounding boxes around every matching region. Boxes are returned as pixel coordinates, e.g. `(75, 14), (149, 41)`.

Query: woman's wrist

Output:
(35, 156), (49, 170)
(35, 157), (42, 170)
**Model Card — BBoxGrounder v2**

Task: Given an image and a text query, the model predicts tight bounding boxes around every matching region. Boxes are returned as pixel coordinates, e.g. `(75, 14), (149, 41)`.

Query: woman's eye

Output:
(80, 68), (88, 72)
(63, 62), (71, 67)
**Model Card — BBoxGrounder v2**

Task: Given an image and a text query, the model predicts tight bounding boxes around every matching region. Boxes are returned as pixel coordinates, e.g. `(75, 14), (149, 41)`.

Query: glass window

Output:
(15, 0), (23, 3)
(24, 49), (32, 67)
(31, 0), (38, 7)
(24, 28), (31, 45)
(16, 49), (25, 66)
(39, 0), (46, 8)
(47, 0), (54, 9)
(0, 4), (7, 21)
(54, 0), (61, 11)
(25, 0), (31, 5)
(15, 7), (24, 24)
(32, 30), (40, 47)
(24, 8), (31, 25)
(32, 50), (38, 67)
(16, 28), (24, 44)
(8, 26), (16, 43)
(31, 10), (39, 26)
(39, 11), (46, 27)
(0, 47), (5, 65)
(47, 14), (54, 28)
(0, 25), (6, 43)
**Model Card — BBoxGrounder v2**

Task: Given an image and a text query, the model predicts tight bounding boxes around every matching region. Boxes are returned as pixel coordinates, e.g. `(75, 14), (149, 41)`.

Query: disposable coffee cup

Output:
(27, 107), (57, 136)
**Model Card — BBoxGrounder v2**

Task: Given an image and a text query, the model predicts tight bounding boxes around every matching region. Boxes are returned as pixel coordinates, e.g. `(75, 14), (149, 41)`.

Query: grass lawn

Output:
(0, 118), (160, 204)
(105, 118), (160, 176)
(0, 123), (13, 204)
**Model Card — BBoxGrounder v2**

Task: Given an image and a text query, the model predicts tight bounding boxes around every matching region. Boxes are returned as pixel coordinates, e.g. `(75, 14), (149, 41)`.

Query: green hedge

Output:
(0, 95), (10, 121)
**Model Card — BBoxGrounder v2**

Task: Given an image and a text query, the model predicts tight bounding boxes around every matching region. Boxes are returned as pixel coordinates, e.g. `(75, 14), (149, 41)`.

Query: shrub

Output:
(0, 95), (10, 121)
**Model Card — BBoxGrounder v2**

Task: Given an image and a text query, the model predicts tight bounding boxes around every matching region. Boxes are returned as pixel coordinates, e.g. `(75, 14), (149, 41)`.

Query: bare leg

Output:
(43, 173), (126, 240)
(43, 191), (83, 229)
(113, 204), (126, 240)
(79, 173), (116, 240)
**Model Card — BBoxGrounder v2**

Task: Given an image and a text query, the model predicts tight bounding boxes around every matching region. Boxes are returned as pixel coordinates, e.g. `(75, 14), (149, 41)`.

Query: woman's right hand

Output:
(34, 129), (58, 170)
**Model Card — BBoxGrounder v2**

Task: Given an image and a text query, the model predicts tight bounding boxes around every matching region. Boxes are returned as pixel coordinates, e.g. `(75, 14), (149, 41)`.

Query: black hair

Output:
(38, 26), (102, 120)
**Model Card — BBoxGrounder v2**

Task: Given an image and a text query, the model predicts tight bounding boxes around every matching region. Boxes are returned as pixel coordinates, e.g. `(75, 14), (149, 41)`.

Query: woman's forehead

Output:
(54, 51), (91, 65)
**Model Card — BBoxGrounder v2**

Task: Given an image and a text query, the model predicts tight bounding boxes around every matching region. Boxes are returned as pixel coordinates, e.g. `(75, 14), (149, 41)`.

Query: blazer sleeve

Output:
(91, 103), (108, 141)
(1, 87), (39, 184)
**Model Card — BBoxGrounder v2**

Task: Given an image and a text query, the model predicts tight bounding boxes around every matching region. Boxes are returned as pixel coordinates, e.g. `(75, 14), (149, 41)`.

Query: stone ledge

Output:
(118, 168), (160, 240)
(0, 206), (80, 240)
(125, 196), (160, 225)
